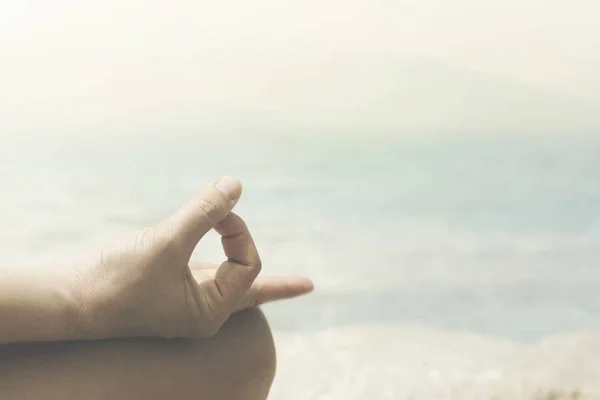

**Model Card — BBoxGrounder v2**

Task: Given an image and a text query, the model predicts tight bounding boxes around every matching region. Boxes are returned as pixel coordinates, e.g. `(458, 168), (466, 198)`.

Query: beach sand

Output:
(271, 325), (600, 399)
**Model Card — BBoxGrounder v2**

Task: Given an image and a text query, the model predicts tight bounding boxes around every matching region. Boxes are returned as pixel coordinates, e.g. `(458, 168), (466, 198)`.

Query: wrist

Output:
(65, 260), (147, 340)
(63, 267), (122, 340)
(47, 270), (91, 340)
(0, 266), (91, 343)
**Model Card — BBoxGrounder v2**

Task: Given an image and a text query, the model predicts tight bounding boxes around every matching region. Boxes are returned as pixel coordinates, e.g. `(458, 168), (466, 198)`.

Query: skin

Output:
(0, 307), (278, 400)
(0, 176), (313, 343)
(0, 176), (313, 399)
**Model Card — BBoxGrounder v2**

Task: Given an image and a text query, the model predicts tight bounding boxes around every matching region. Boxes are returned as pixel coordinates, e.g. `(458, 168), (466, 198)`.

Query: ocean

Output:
(1, 133), (600, 398)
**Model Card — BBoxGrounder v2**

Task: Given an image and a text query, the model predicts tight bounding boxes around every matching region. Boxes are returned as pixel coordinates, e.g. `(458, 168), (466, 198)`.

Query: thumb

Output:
(169, 176), (242, 254)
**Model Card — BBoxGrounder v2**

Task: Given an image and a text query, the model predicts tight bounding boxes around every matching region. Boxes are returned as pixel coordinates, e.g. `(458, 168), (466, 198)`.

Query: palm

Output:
(80, 177), (313, 340)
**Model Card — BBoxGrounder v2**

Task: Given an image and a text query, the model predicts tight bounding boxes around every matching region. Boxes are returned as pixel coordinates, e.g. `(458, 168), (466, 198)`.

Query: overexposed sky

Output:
(1, 0), (599, 133)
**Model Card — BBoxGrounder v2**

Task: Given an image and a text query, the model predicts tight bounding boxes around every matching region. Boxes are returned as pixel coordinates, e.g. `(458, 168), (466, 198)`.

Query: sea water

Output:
(1, 134), (600, 398)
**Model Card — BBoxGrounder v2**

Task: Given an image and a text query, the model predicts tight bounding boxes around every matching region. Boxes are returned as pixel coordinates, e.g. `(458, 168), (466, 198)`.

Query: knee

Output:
(0, 308), (278, 400)
(213, 307), (277, 398)
(222, 307), (277, 376)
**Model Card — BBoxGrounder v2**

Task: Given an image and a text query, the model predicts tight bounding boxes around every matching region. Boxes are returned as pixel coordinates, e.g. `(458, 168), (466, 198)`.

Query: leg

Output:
(0, 307), (276, 400)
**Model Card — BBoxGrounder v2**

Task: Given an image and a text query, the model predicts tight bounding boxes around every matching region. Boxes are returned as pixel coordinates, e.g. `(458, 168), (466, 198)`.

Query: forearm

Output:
(0, 267), (84, 344)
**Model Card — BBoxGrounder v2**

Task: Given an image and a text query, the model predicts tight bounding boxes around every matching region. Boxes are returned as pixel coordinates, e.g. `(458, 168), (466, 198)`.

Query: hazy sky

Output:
(1, 0), (599, 133)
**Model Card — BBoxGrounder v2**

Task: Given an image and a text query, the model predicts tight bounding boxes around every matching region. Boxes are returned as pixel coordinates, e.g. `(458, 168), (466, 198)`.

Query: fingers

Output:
(234, 276), (314, 312)
(187, 262), (314, 313)
(212, 213), (262, 304)
(169, 176), (242, 255)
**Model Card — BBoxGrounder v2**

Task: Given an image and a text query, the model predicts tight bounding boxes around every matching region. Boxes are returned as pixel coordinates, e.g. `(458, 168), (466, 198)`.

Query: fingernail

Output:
(214, 176), (242, 200)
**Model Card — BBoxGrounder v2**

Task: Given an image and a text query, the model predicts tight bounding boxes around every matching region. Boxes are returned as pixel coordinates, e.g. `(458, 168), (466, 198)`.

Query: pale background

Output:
(1, 1), (600, 398)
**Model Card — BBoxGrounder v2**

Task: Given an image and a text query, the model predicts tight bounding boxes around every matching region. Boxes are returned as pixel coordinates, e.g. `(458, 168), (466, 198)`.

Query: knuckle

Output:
(248, 251), (262, 272)
(197, 197), (222, 224)
(251, 296), (262, 308)
(254, 256), (262, 273)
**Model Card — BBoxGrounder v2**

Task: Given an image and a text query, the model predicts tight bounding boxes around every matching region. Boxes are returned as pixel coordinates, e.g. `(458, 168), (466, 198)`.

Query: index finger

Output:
(212, 212), (262, 305)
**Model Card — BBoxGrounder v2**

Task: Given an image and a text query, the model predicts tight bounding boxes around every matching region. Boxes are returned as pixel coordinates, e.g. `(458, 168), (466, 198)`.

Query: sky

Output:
(0, 0), (599, 135)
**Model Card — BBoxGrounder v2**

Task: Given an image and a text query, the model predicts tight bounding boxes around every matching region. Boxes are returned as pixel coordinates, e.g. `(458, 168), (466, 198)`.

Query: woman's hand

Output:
(70, 176), (313, 339)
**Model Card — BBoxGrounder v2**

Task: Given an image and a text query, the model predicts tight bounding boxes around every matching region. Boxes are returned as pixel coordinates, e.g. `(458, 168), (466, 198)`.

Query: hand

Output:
(69, 176), (313, 339)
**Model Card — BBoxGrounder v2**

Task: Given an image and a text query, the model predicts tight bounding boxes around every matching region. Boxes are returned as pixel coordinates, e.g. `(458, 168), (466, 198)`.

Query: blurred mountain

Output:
(206, 52), (600, 135)
(3, 52), (599, 138)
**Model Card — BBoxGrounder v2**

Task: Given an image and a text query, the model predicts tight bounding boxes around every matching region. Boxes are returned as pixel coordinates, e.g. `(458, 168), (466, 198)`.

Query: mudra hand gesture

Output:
(68, 176), (313, 339)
